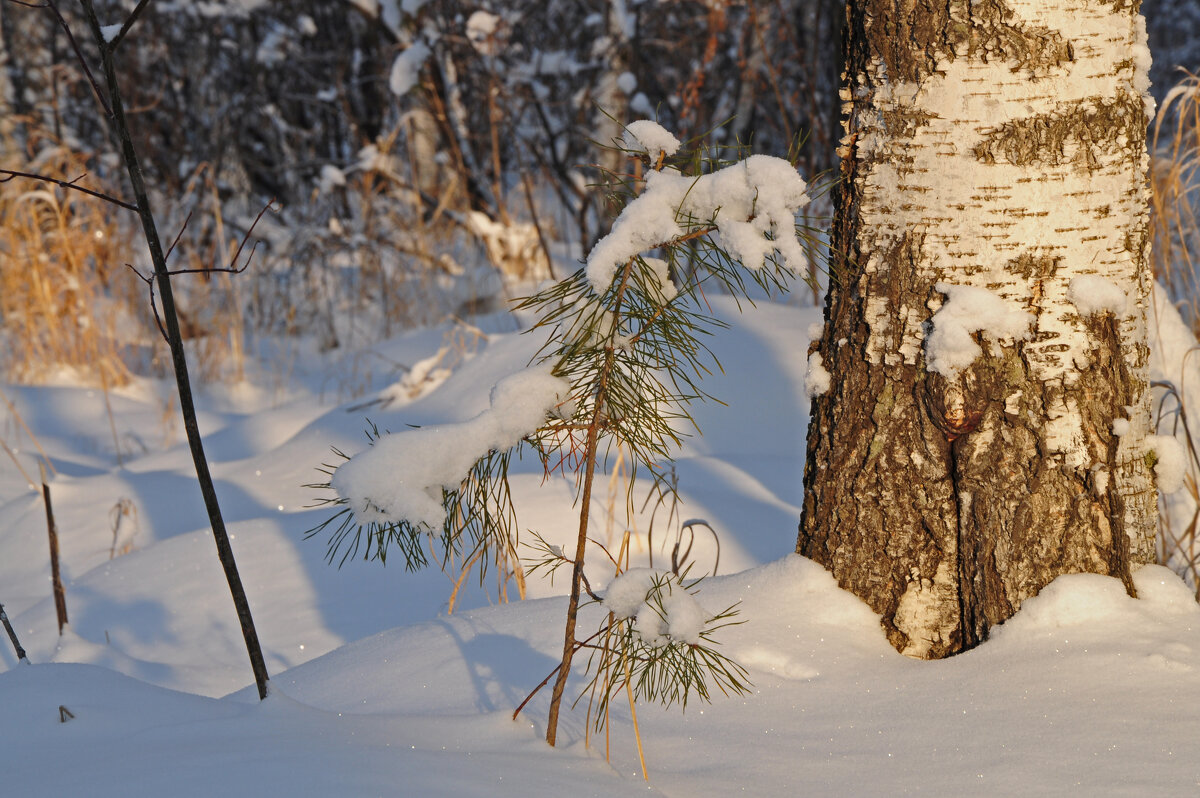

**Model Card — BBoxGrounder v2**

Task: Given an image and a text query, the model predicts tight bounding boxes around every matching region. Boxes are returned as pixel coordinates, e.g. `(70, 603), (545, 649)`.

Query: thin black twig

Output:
(221, 199), (276, 271)
(0, 169), (137, 211)
(124, 263), (168, 341)
(0, 602), (28, 663)
(107, 0), (153, 50)
(79, 0), (270, 699)
(128, 199), (274, 343)
(164, 198), (274, 273)
(164, 209), (193, 263)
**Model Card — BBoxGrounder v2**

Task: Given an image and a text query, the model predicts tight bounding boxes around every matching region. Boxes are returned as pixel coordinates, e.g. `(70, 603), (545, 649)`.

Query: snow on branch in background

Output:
(389, 41), (431, 96)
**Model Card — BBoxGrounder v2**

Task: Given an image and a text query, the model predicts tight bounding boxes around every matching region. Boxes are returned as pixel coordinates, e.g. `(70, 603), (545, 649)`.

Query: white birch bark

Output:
(800, 0), (1157, 657)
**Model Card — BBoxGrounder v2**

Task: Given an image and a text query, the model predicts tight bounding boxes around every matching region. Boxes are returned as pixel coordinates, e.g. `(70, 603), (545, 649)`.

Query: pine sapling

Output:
(308, 120), (818, 754)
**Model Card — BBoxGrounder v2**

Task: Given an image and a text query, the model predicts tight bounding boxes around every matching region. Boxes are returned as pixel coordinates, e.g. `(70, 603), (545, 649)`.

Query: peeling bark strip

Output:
(973, 93), (1148, 167)
(800, 0), (1156, 658)
(868, 0), (1071, 85)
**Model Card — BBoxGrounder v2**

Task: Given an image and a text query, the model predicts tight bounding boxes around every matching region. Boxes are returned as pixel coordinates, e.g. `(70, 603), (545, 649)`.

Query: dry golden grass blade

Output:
(624, 653), (649, 782)
(0, 130), (135, 387)
(1152, 71), (1200, 331)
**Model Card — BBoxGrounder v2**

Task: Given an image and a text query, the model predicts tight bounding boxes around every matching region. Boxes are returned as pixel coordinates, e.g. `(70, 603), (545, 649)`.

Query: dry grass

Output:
(1154, 380), (1200, 595)
(0, 128), (139, 387)
(1150, 71), (1200, 597)
(0, 127), (252, 388)
(1151, 71), (1200, 326)
(0, 119), (512, 393)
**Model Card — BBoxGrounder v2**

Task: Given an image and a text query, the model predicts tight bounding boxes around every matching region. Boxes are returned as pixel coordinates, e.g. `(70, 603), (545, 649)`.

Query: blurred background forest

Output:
(1, 0), (1199, 388)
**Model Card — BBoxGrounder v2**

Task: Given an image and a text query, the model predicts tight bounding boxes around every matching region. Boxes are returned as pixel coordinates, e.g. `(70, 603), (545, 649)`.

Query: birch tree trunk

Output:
(798, 0), (1158, 658)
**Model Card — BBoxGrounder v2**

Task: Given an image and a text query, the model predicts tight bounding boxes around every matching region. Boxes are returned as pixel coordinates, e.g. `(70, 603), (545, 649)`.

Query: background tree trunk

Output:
(799, 0), (1158, 658)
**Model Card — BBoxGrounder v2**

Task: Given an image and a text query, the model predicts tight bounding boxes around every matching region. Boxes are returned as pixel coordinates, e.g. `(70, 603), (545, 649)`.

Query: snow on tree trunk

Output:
(798, 0), (1157, 659)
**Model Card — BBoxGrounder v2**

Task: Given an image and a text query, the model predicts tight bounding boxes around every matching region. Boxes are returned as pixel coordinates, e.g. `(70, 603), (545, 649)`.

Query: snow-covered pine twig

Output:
(330, 366), (568, 530)
(589, 568), (748, 709)
(306, 366), (569, 585)
(585, 149), (811, 295)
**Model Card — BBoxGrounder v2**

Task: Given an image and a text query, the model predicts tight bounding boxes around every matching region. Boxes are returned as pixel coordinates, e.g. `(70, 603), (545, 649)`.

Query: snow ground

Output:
(3, 296), (1200, 796)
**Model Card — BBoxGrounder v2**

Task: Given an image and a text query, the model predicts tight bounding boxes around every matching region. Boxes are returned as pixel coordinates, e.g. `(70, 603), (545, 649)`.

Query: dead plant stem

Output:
(625, 653), (648, 781)
(39, 464), (67, 634)
(0, 602), (27, 663)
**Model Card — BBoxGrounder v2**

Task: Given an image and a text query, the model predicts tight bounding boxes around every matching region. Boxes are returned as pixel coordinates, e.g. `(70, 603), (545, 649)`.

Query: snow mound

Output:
(991, 566), (1199, 640)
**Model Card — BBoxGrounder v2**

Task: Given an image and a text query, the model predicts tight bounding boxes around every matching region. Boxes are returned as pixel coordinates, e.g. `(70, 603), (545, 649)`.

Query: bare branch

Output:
(107, 0), (153, 50)
(219, 198), (276, 273)
(579, 569), (602, 603)
(163, 197), (276, 276)
(512, 628), (605, 721)
(164, 209), (193, 263)
(0, 169), (137, 211)
(124, 263), (169, 342)
(129, 199), (274, 344)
